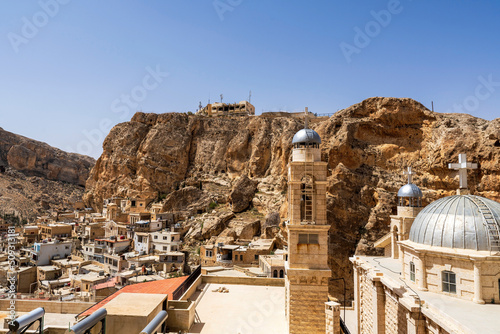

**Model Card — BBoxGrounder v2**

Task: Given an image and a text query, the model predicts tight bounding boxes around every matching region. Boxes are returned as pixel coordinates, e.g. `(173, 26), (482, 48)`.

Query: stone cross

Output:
(404, 166), (414, 184)
(448, 153), (478, 189)
(304, 107), (309, 129)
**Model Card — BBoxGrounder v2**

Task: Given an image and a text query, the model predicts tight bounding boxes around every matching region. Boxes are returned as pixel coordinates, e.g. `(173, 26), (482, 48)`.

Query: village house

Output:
(104, 220), (128, 238)
(31, 240), (72, 265)
(151, 229), (182, 252)
(37, 265), (62, 281)
(200, 239), (275, 267)
(39, 223), (72, 239)
(84, 222), (106, 240)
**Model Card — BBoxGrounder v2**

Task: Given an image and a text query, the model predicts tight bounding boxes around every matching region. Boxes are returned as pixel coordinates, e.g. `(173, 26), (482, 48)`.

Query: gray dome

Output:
(292, 129), (321, 145)
(398, 183), (423, 198)
(409, 195), (500, 251)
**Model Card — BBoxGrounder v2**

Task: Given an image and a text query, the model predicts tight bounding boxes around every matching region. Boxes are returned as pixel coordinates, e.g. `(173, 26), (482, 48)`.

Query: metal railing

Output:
(139, 310), (168, 334)
(171, 265), (201, 300)
(340, 317), (351, 334)
(68, 308), (107, 334)
(8, 307), (45, 334)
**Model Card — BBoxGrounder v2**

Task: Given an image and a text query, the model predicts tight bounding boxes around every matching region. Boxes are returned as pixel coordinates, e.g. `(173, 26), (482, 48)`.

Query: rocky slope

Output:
(84, 97), (500, 300)
(0, 127), (95, 219)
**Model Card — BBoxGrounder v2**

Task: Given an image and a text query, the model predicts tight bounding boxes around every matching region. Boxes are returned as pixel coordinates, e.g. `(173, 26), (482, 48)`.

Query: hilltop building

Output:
(197, 100), (255, 116)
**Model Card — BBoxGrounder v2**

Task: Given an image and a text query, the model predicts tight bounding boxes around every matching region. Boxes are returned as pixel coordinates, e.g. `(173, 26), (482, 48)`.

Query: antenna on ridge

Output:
(304, 107), (309, 129)
(248, 90), (252, 103)
(220, 94), (223, 103)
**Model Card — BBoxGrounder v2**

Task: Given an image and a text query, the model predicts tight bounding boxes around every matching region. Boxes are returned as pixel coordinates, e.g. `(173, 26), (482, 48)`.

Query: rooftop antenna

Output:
(431, 101), (434, 112)
(304, 107), (309, 129)
(220, 94), (223, 103)
(248, 90), (252, 103)
(198, 101), (202, 111)
(208, 92), (210, 104)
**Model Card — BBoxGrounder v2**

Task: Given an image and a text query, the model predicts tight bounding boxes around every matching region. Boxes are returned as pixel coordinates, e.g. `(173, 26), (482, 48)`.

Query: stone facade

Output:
(285, 131), (331, 334)
(400, 240), (500, 304)
(325, 301), (340, 334)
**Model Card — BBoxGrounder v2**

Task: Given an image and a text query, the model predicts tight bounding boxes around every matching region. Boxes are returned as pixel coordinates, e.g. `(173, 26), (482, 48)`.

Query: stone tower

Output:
(285, 122), (331, 334)
(390, 167), (423, 259)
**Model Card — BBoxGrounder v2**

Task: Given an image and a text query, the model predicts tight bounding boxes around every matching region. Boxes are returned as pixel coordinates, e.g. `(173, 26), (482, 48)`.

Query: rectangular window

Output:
(409, 262), (415, 282)
(254, 254), (259, 261)
(442, 271), (456, 293)
(298, 233), (319, 244)
(205, 250), (212, 257)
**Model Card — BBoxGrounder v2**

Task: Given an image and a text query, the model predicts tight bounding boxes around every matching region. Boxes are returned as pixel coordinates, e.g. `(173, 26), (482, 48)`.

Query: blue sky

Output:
(1, 0), (500, 158)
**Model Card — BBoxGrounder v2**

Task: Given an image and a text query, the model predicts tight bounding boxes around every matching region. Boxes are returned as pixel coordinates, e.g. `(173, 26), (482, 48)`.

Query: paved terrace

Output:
(189, 283), (286, 334)
(357, 256), (500, 334)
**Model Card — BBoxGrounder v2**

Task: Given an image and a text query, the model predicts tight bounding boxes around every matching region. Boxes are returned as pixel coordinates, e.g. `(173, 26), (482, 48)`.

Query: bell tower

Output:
(285, 111), (331, 334)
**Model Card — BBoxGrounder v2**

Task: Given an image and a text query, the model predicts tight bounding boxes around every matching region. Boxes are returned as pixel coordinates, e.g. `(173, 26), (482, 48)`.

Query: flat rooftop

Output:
(190, 283), (286, 333)
(357, 256), (500, 334)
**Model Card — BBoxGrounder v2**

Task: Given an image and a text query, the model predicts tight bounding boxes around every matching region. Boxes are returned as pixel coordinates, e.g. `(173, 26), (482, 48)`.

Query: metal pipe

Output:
(139, 310), (168, 334)
(68, 308), (107, 334)
(9, 307), (45, 333)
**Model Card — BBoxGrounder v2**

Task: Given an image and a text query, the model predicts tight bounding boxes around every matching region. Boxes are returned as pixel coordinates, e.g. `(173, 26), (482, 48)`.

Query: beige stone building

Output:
(197, 100), (255, 116)
(352, 155), (500, 334)
(285, 126), (331, 333)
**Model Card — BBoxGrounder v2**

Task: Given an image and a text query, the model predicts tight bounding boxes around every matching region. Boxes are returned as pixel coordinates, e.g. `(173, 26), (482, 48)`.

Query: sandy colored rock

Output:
(229, 175), (258, 213)
(84, 97), (500, 301)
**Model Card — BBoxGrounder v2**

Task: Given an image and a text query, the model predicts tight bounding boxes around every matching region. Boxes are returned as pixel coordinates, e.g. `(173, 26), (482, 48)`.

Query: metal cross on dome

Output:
(448, 153), (478, 189)
(404, 166), (415, 184)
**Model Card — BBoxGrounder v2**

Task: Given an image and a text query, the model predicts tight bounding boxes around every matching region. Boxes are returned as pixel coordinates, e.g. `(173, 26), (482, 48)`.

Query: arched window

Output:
(279, 270), (284, 278)
(300, 175), (314, 222)
(273, 270), (278, 278)
(442, 271), (456, 293)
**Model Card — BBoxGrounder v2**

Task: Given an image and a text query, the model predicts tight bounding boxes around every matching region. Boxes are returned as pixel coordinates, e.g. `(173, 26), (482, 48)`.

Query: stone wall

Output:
(0, 299), (93, 314)
(325, 301), (340, 334)
(287, 284), (328, 334)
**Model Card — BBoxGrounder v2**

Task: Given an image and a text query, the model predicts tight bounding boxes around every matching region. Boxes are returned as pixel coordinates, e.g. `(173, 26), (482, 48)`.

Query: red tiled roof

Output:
(79, 276), (187, 318)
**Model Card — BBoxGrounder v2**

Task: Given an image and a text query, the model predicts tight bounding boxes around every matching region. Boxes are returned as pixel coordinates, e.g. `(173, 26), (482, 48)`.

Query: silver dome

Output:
(398, 183), (423, 198)
(409, 195), (500, 251)
(292, 129), (321, 144)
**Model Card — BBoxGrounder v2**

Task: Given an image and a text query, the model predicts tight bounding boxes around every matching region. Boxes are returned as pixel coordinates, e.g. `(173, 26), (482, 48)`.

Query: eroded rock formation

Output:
(84, 97), (500, 300)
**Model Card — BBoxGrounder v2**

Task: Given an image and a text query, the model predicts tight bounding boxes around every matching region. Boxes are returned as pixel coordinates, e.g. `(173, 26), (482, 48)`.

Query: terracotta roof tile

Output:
(79, 276), (187, 318)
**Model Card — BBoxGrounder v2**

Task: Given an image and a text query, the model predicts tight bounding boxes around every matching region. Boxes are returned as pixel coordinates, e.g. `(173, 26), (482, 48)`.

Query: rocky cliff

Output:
(84, 97), (500, 299)
(0, 127), (95, 219)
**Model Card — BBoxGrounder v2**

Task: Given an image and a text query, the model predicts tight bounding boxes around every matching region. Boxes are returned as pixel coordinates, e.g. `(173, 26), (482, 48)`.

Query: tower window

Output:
(298, 233), (319, 244)
(442, 271), (456, 293)
(409, 261), (415, 282)
(300, 175), (314, 222)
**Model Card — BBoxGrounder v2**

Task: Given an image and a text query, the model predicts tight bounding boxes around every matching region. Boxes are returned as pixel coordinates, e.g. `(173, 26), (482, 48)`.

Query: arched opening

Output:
(300, 175), (314, 222)
(273, 270), (278, 278)
(279, 270), (284, 278)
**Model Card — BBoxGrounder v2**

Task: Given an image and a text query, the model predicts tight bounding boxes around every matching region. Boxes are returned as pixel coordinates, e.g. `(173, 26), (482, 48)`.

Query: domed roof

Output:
(398, 183), (423, 198)
(292, 129), (321, 145)
(409, 195), (500, 251)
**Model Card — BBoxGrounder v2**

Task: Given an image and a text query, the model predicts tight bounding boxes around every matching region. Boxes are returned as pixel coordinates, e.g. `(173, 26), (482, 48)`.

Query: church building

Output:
(352, 154), (500, 334)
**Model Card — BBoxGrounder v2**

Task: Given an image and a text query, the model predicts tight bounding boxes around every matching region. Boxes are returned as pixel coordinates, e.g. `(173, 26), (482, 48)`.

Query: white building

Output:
(151, 230), (182, 253)
(31, 241), (72, 266)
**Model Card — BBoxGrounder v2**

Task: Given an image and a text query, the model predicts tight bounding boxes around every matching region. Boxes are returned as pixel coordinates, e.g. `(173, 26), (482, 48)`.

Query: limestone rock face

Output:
(229, 175), (258, 213)
(201, 211), (235, 239)
(0, 127), (94, 186)
(84, 97), (500, 300)
(0, 128), (95, 219)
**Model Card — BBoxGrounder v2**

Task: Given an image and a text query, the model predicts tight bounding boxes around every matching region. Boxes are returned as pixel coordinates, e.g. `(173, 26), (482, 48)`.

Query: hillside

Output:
(83, 97), (500, 299)
(0, 127), (95, 219)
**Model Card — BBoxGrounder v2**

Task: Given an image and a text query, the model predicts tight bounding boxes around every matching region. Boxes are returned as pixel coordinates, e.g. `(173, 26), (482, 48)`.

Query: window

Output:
(410, 262), (415, 282)
(163, 246), (168, 251)
(172, 256), (178, 262)
(205, 250), (212, 257)
(298, 233), (319, 244)
(442, 271), (456, 293)
(240, 255), (243, 261)
(255, 254), (259, 261)
(154, 236), (158, 239)
(300, 175), (314, 222)
(131, 200), (136, 207)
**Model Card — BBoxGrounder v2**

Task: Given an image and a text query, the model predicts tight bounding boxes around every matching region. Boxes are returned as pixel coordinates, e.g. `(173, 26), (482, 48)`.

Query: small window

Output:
(154, 236), (158, 239)
(240, 255), (243, 261)
(254, 254), (259, 261)
(410, 262), (415, 282)
(131, 200), (136, 207)
(298, 233), (319, 244)
(205, 250), (212, 257)
(442, 271), (456, 294)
